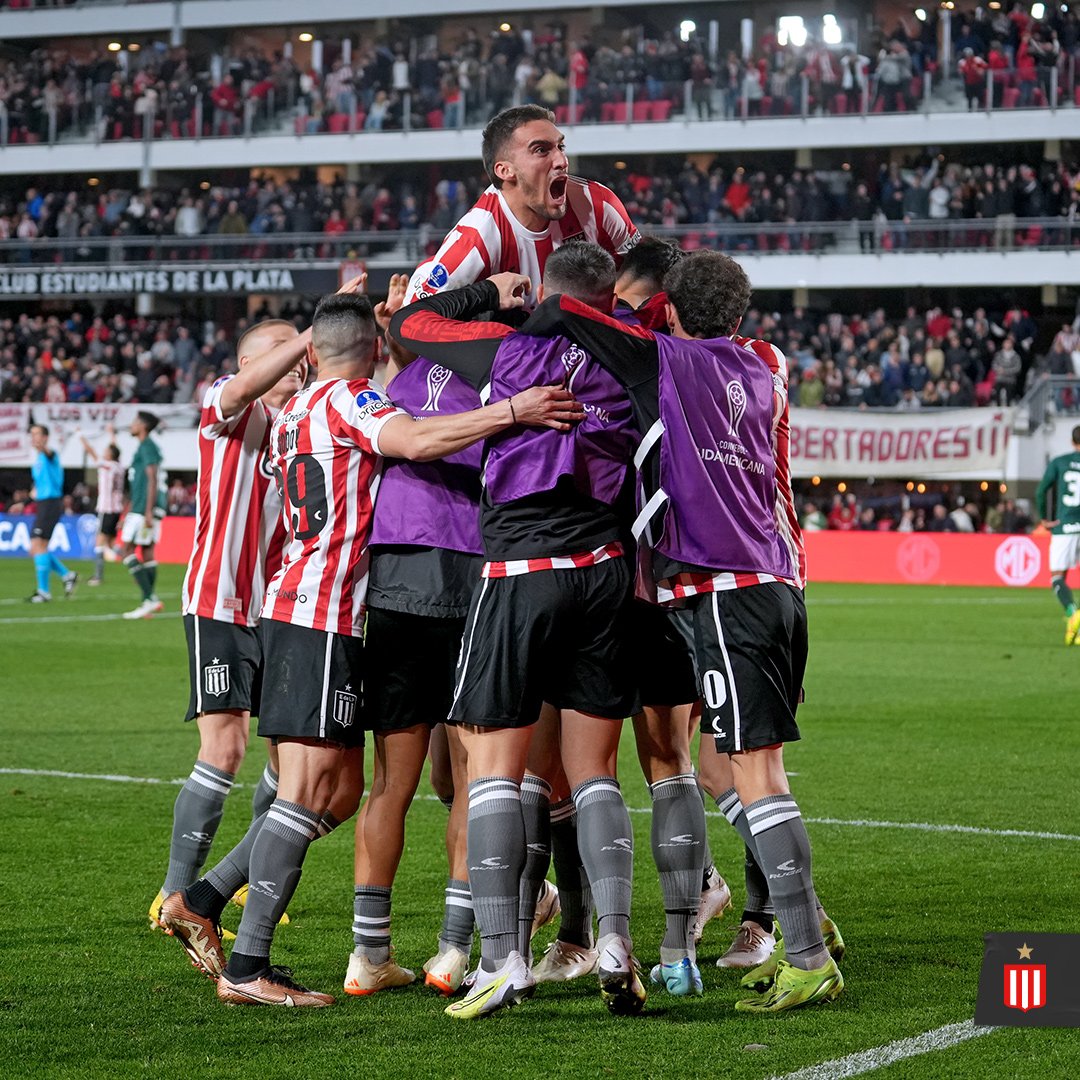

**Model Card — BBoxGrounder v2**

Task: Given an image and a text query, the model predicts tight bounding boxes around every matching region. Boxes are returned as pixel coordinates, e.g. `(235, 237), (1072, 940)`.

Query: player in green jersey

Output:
(1035, 425), (1080, 645)
(122, 411), (167, 620)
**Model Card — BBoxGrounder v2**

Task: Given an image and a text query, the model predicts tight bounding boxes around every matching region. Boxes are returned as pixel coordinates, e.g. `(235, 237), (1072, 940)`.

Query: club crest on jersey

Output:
(204, 662), (230, 697)
(425, 263), (449, 290)
(333, 688), (357, 728)
(726, 381), (747, 439)
(423, 365), (453, 412)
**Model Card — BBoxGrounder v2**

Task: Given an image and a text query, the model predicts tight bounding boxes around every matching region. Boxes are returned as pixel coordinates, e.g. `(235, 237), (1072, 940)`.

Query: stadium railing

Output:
(0, 61), (1074, 149)
(1, 218), (1076, 265)
(1012, 375), (1080, 433)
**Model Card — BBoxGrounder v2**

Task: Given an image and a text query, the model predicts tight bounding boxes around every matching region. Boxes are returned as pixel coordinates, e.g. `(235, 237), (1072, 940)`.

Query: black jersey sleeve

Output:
(389, 281), (511, 389)
(519, 295), (659, 390)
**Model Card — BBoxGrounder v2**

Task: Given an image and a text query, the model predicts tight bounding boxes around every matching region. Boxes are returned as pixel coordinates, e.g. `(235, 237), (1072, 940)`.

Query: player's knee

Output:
(198, 712), (250, 772)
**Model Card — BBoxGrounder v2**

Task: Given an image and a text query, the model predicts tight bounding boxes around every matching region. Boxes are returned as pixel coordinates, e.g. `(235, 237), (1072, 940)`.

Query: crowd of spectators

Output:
(798, 488), (1035, 534)
(2, 300), (1078, 411)
(2, 154), (1079, 267)
(1, 3), (1078, 147)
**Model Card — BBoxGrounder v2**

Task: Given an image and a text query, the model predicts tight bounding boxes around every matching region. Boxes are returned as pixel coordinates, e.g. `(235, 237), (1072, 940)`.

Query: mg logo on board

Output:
(896, 535), (941, 583)
(994, 536), (1040, 587)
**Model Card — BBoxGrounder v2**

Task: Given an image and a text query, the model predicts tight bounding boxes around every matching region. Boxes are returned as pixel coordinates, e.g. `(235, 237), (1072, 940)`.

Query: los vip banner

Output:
(790, 408), (1013, 479)
(0, 403), (197, 467)
(0, 266), (339, 299)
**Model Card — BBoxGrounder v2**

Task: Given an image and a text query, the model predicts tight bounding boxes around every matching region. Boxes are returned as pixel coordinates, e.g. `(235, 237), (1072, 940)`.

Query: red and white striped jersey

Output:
(181, 376), (287, 627)
(406, 177), (639, 310)
(95, 458), (125, 515)
(261, 378), (406, 638)
(734, 335), (805, 589)
(482, 541), (624, 579)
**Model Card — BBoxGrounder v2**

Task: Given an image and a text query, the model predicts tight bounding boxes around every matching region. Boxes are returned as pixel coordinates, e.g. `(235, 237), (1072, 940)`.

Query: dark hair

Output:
(106, 444), (121, 461)
(1072, 425), (1080, 445)
(30, 422), (48, 437)
(543, 241), (616, 308)
(481, 105), (556, 188)
(616, 237), (684, 295)
(311, 293), (376, 360)
(137, 410), (160, 432)
(664, 251), (751, 339)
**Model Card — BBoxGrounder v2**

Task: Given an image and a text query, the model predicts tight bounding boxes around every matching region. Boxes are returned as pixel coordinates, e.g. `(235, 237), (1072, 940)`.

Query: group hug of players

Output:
(147, 105), (845, 1018)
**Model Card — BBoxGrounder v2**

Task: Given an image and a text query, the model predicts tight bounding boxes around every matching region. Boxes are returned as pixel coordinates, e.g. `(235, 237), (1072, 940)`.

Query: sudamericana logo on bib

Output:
(0, 514), (98, 559)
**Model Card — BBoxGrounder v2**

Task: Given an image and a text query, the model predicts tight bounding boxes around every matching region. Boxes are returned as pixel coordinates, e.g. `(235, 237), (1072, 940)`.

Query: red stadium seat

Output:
(567, 103), (585, 123)
(975, 371), (996, 406)
(1032, 88), (1048, 107)
(555, 105), (569, 124)
(632, 100), (652, 122)
(909, 76), (923, 100)
(355, 110), (366, 128)
(1002, 87), (1020, 108)
(651, 99), (672, 121)
(760, 95), (773, 114)
(327, 113), (349, 133)
(426, 109), (444, 128)
(1075, 86), (1080, 107)
(601, 102), (617, 122)
(294, 116), (307, 135)
(610, 102), (628, 123)
(831, 93), (847, 114)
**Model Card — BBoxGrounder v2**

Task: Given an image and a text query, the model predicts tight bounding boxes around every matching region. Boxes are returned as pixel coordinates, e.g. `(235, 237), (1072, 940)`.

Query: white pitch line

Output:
(2, 768), (1078, 843)
(0, 611), (182, 625)
(770, 1020), (996, 1080)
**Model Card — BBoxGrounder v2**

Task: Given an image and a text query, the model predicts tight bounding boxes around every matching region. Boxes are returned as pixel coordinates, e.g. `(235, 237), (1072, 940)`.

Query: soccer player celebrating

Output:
(521, 249), (845, 1014)
(149, 309), (334, 932)
(404, 103), (641, 980)
(165, 292), (580, 1007)
(121, 411), (166, 620)
(25, 423), (78, 602)
(78, 424), (124, 586)
(1036, 425), (1080, 644)
(407, 105), (638, 309)
(391, 247), (647, 1021)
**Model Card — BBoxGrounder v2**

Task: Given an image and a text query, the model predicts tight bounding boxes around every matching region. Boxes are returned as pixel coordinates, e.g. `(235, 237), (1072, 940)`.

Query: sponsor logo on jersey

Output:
(204, 662), (230, 697)
(333, 687), (357, 728)
(354, 388), (395, 420)
(425, 263), (449, 290)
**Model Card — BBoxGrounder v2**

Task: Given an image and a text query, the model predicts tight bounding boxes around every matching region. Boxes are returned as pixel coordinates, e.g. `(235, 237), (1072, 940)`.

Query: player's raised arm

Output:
(388, 277), (527, 388)
(219, 274), (366, 417)
(377, 384), (583, 463)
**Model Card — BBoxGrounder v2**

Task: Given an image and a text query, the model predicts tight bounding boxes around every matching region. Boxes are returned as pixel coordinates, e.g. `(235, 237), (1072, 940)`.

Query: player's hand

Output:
(488, 272), (531, 311)
(510, 385), (586, 432)
(1041, 519), (1059, 529)
(337, 272), (367, 295)
(374, 273), (409, 330)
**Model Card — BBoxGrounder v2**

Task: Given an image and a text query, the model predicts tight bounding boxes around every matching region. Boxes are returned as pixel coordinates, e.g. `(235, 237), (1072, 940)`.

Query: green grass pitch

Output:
(3, 559), (1079, 1079)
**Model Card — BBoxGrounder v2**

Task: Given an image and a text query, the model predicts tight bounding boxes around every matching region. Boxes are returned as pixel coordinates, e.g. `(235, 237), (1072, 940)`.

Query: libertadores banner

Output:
(789, 407), (1013, 479)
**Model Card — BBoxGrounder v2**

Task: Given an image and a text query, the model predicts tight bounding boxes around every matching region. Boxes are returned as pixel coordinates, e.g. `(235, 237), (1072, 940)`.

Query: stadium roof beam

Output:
(1, 110), (1073, 178)
(0, 0), (703, 39)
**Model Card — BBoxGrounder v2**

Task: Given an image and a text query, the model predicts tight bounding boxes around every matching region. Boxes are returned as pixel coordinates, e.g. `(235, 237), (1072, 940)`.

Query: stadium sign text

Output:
(0, 266), (338, 298)
(0, 514), (98, 559)
(789, 407), (1012, 478)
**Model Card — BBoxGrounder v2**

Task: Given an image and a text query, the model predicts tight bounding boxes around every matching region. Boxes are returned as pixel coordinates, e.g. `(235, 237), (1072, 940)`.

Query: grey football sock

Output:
(94, 546), (105, 581)
(573, 776), (633, 941)
(353, 885), (392, 963)
(229, 799), (320, 966)
(204, 811), (266, 903)
(650, 772), (705, 955)
(466, 777), (524, 971)
(162, 760), (235, 893)
(745, 795), (828, 971)
(550, 798), (593, 948)
(251, 763), (278, 821)
(716, 786), (773, 917)
(695, 776), (717, 888)
(440, 878), (474, 952)
(518, 774), (552, 955)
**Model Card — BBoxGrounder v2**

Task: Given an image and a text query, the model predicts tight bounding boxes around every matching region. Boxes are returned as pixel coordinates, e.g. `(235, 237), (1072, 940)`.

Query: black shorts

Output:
(691, 582), (807, 753)
(449, 557), (638, 729)
(98, 512), (120, 538)
(31, 499), (62, 540)
(364, 606), (466, 733)
(257, 618), (365, 747)
(184, 615), (263, 721)
(630, 600), (699, 708)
